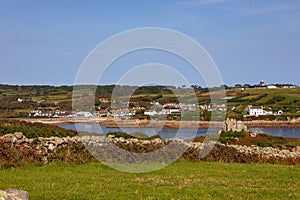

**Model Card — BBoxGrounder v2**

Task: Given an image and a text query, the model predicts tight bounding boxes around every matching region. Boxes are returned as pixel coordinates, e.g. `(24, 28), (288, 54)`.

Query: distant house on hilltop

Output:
(267, 85), (277, 89)
(277, 110), (283, 115)
(29, 110), (52, 117)
(254, 80), (267, 89)
(17, 98), (23, 103)
(247, 105), (273, 116)
(162, 104), (182, 115)
(259, 80), (266, 87)
(75, 112), (93, 117)
(248, 106), (264, 116)
(144, 110), (157, 116)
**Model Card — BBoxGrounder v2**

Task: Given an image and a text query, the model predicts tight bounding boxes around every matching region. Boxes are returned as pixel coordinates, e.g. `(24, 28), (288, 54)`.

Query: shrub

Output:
(266, 96), (286, 104)
(106, 131), (134, 139)
(218, 130), (246, 144)
(0, 119), (77, 138)
(251, 140), (268, 147)
(106, 131), (161, 140)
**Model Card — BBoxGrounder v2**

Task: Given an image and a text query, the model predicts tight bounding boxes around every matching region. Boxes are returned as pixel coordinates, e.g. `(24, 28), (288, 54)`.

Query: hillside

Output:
(0, 84), (299, 120)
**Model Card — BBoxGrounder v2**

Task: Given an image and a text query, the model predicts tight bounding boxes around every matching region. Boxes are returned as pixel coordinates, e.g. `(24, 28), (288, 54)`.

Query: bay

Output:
(249, 127), (300, 138)
(58, 123), (300, 139)
(58, 123), (219, 140)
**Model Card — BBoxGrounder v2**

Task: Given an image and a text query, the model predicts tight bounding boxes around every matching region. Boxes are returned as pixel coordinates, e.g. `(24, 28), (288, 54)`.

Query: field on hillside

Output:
(0, 84), (299, 119)
(0, 162), (299, 200)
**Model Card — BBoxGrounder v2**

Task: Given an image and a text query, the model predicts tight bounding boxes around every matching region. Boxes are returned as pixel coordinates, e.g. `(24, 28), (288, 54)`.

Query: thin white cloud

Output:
(245, 3), (294, 15)
(180, 0), (237, 6)
(180, 0), (298, 16)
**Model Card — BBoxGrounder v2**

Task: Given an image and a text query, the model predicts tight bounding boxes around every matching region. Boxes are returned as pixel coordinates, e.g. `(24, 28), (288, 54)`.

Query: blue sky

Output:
(0, 0), (299, 86)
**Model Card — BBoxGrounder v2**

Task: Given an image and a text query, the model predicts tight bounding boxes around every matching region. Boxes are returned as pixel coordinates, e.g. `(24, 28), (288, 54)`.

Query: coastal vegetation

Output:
(0, 123), (299, 168)
(193, 131), (300, 150)
(218, 130), (247, 144)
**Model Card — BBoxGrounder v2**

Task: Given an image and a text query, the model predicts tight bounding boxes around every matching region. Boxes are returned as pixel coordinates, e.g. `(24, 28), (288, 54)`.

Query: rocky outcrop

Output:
(222, 118), (248, 132)
(0, 132), (299, 168)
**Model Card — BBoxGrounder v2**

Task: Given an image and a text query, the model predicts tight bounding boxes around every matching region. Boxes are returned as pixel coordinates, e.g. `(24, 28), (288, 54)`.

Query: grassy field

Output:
(242, 88), (300, 104)
(0, 162), (299, 200)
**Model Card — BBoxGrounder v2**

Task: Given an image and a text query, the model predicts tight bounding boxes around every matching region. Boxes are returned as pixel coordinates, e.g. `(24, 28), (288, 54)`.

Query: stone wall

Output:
(0, 132), (299, 168)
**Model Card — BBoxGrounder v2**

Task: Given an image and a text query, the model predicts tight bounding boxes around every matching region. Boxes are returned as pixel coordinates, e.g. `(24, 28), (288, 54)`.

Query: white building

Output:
(263, 110), (273, 115)
(75, 112), (93, 117)
(259, 80), (266, 87)
(216, 104), (227, 111)
(267, 85), (277, 89)
(179, 103), (198, 111)
(144, 110), (157, 116)
(249, 106), (264, 116)
(29, 110), (52, 117)
(151, 101), (161, 106)
(161, 108), (182, 115)
(17, 98), (23, 103)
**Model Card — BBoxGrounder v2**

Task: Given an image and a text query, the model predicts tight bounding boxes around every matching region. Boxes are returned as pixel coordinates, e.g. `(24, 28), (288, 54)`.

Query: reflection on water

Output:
(249, 127), (300, 138)
(58, 123), (219, 140)
(58, 124), (300, 139)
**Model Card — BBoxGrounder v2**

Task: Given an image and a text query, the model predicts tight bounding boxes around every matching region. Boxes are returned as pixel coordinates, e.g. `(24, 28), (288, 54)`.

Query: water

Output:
(58, 123), (300, 139)
(249, 127), (300, 138)
(58, 123), (220, 140)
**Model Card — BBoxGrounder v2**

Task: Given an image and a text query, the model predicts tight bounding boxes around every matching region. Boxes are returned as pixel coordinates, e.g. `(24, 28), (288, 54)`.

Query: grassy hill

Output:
(227, 88), (300, 120)
(0, 84), (299, 120)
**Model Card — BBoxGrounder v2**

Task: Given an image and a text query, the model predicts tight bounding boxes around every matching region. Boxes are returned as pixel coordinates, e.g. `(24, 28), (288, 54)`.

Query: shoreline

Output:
(11, 118), (300, 128)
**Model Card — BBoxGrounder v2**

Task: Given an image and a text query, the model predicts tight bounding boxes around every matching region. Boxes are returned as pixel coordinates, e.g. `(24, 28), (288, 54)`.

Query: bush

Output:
(228, 93), (250, 102)
(0, 119), (77, 138)
(106, 131), (161, 140)
(266, 96), (285, 104)
(251, 140), (268, 147)
(106, 131), (134, 139)
(218, 130), (246, 144)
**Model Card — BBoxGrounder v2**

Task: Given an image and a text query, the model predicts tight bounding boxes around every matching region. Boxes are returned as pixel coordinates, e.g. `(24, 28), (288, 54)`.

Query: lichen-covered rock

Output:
(295, 146), (300, 153)
(223, 118), (248, 132)
(13, 132), (24, 140)
(0, 188), (28, 200)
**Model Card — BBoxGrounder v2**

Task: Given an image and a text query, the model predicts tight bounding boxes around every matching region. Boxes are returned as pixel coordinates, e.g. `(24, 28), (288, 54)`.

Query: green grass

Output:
(245, 88), (300, 95)
(31, 94), (70, 103)
(0, 162), (299, 199)
(226, 88), (300, 116)
(47, 94), (70, 101)
(239, 94), (259, 100)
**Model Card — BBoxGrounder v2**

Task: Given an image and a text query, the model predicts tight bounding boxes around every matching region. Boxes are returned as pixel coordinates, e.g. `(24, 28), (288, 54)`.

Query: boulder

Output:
(250, 132), (257, 137)
(0, 188), (28, 200)
(13, 132), (24, 140)
(223, 118), (248, 132)
(296, 146), (300, 153)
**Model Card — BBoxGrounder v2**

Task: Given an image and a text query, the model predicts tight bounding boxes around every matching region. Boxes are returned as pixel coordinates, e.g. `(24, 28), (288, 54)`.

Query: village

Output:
(28, 100), (284, 119)
(14, 80), (296, 120)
